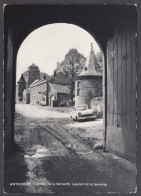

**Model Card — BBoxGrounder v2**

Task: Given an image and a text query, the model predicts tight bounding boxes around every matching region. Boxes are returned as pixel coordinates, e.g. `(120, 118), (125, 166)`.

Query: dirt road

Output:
(5, 104), (136, 194)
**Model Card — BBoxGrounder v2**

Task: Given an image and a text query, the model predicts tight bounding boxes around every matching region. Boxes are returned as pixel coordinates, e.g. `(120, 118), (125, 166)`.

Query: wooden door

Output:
(106, 26), (136, 160)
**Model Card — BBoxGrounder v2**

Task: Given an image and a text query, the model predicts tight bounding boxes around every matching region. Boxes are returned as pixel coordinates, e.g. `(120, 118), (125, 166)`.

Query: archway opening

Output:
(13, 23), (106, 190)
(15, 22), (105, 144)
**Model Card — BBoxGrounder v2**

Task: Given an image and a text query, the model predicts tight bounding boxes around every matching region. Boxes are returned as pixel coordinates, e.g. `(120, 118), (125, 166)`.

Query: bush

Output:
(93, 108), (103, 118)
(91, 97), (103, 119)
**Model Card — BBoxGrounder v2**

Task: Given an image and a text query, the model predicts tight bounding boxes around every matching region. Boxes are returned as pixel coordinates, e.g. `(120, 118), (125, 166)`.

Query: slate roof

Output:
(77, 43), (102, 77)
(50, 83), (70, 94)
(28, 63), (39, 71)
(17, 74), (25, 83)
(48, 71), (72, 85)
(29, 79), (47, 87)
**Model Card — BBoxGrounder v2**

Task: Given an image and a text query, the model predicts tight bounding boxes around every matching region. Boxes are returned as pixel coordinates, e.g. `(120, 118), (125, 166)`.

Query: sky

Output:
(16, 23), (100, 82)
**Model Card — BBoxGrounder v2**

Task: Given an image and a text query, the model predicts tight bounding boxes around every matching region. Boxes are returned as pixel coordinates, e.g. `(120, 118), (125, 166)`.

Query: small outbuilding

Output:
(49, 83), (71, 107)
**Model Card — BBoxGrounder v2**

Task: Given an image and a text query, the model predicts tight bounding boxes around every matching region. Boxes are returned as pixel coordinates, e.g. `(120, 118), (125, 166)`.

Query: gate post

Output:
(103, 46), (107, 152)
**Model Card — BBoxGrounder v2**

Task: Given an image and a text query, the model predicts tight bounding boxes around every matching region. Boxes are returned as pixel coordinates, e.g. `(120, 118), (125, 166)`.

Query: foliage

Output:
(55, 49), (86, 102)
(55, 49), (86, 80)
(91, 97), (103, 119)
(95, 51), (103, 73)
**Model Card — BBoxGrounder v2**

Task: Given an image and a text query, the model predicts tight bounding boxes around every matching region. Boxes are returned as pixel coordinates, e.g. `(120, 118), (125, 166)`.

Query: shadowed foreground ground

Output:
(4, 104), (136, 195)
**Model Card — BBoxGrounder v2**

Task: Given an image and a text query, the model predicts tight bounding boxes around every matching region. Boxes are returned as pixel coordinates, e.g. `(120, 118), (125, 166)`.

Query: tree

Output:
(55, 49), (86, 102)
(95, 51), (103, 73)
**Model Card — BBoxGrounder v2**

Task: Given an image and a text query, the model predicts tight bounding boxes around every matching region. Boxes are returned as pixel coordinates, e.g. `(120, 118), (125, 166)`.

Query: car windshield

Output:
(76, 106), (86, 111)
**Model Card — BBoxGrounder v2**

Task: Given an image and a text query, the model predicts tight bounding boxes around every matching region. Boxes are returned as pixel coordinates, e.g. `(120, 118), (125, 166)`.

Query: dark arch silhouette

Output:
(4, 4), (137, 161)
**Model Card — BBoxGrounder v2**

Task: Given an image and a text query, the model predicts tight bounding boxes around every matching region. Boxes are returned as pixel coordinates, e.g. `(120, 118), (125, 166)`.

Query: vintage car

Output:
(70, 104), (96, 121)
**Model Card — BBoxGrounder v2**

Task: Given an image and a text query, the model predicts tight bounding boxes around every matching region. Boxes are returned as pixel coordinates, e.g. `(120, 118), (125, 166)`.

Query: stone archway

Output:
(4, 4), (137, 160)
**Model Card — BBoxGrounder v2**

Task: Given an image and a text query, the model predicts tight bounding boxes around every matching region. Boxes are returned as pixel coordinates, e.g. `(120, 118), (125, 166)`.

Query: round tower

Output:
(27, 63), (40, 86)
(75, 43), (102, 108)
(17, 74), (25, 101)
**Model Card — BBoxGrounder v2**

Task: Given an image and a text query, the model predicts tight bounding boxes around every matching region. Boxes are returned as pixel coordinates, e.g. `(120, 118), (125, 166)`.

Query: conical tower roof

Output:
(77, 43), (102, 77)
(17, 74), (25, 83)
(28, 63), (40, 71)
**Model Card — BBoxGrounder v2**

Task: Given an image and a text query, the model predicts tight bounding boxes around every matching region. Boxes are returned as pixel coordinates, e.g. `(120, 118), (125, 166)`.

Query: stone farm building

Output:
(48, 71), (72, 106)
(75, 44), (103, 109)
(16, 64), (72, 107)
(29, 79), (48, 105)
(16, 46), (103, 108)
(16, 63), (49, 102)
(49, 83), (71, 107)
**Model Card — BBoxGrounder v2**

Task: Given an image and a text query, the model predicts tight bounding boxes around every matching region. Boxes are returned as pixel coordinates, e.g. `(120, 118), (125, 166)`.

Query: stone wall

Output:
(17, 82), (25, 100)
(30, 82), (48, 105)
(75, 77), (102, 108)
(28, 70), (40, 86)
(23, 69), (40, 87)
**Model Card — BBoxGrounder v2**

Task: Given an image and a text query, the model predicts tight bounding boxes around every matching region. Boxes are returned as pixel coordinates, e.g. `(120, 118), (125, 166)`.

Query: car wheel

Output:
(71, 116), (74, 119)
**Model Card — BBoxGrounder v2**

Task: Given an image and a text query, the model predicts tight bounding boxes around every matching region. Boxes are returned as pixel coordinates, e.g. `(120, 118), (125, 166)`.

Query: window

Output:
(42, 96), (45, 101)
(77, 81), (80, 96)
(77, 81), (80, 88)
(77, 89), (80, 96)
